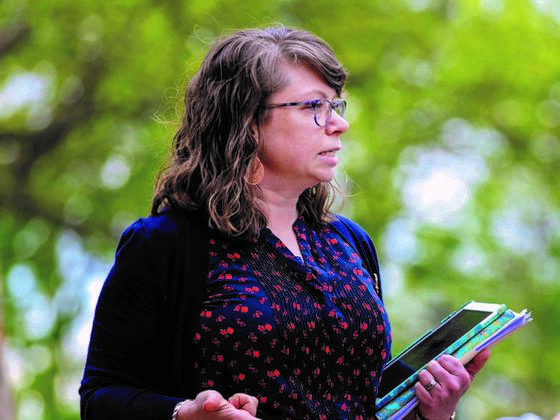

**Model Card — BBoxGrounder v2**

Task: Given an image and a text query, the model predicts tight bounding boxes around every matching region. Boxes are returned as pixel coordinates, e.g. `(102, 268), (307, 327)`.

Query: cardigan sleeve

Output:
(79, 215), (194, 419)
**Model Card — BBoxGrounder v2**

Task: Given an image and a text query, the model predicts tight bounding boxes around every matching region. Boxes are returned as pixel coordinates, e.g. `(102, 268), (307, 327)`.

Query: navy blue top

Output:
(79, 210), (391, 420)
(195, 217), (391, 419)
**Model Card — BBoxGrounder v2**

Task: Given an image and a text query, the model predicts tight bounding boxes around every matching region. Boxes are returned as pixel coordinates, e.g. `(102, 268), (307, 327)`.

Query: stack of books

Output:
(375, 301), (533, 420)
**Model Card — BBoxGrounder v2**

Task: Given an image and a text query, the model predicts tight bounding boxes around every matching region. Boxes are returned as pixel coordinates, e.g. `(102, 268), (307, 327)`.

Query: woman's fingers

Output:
(200, 390), (230, 412)
(415, 353), (490, 420)
(229, 393), (259, 416)
(465, 349), (491, 379)
(414, 356), (472, 419)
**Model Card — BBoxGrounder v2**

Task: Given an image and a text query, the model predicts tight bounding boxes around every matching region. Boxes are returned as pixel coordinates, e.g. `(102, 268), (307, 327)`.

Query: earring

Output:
(247, 158), (264, 185)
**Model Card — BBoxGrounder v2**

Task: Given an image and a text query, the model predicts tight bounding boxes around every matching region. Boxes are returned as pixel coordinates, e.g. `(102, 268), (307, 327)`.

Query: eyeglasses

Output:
(265, 98), (347, 127)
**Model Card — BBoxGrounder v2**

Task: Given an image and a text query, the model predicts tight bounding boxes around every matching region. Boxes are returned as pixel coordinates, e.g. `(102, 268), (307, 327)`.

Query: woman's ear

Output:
(251, 122), (259, 145)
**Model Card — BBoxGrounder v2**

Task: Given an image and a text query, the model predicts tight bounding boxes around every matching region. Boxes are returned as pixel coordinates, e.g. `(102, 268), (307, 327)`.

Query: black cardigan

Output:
(79, 209), (382, 419)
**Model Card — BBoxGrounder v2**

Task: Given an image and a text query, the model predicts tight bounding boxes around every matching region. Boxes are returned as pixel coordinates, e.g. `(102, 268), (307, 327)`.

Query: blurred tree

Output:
(0, 0), (558, 419)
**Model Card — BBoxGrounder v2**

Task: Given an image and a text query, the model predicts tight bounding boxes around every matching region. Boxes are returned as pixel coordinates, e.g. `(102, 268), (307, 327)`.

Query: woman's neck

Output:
(258, 188), (302, 259)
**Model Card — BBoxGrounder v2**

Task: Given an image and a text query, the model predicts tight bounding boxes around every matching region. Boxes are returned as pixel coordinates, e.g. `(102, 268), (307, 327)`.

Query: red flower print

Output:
(258, 323), (273, 332)
(233, 304), (249, 313)
(204, 226), (392, 416)
(220, 327), (234, 336)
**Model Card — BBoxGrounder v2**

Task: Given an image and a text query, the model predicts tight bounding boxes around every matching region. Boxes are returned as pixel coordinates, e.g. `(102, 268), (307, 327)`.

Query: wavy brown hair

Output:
(151, 26), (347, 238)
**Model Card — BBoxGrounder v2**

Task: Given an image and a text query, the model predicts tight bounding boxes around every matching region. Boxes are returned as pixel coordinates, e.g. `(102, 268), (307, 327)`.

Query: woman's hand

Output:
(413, 349), (490, 420)
(178, 390), (261, 419)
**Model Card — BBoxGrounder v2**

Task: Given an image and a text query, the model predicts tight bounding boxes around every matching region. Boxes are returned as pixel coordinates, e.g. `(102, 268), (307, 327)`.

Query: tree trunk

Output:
(0, 327), (15, 420)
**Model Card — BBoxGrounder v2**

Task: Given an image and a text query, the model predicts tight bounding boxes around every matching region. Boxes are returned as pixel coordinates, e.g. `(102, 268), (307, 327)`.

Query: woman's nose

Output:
(326, 110), (350, 135)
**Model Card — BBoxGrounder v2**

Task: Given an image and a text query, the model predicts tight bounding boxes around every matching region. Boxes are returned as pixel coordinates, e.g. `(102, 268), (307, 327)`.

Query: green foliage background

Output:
(1, 0), (558, 419)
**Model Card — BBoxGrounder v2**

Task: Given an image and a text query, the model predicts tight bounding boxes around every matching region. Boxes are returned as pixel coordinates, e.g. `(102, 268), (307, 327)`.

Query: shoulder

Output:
(329, 214), (383, 298)
(124, 208), (205, 237)
(330, 214), (373, 243)
(117, 209), (207, 252)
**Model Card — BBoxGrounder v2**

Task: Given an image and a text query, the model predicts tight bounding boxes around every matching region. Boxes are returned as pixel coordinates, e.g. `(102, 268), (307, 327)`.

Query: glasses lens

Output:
(311, 99), (327, 127)
(333, 99), (346, 118)
(312, 99), (346, 127)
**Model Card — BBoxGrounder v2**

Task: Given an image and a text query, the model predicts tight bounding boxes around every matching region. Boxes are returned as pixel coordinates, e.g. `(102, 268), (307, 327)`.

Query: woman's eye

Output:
(312, 100), (325, 109)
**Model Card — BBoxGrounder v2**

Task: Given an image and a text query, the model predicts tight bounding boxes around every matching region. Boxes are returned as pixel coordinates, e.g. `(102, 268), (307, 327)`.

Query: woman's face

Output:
(257, 63), (349, 197)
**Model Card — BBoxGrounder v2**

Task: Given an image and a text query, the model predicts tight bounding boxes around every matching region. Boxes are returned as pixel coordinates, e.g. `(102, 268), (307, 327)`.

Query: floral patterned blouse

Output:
(192, 217), (392, 419)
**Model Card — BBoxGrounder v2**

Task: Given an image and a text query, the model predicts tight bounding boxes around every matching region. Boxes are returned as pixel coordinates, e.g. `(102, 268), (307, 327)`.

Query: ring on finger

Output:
(424, 378), (437, 392)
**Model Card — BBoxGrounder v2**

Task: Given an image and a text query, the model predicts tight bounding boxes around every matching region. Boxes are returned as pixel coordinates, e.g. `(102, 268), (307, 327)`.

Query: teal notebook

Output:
(375, 302), (532, 420)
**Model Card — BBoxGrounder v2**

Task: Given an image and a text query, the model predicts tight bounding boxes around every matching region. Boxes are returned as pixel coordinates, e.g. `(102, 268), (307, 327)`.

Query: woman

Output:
(80, 26), (489, 420)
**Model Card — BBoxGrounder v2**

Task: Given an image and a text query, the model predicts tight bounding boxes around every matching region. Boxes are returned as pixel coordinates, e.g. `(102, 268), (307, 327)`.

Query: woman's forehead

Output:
(272, 62), (337, 99)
